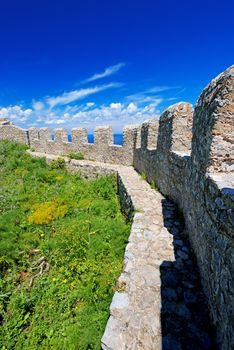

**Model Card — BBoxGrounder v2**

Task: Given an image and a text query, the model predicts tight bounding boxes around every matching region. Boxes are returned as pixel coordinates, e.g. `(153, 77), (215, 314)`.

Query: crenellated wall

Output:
(26, 124), (137, 165)
(0, 65), (233, 349)
(133, 65), (234, 350)
(0, 124), (29, 144)
(0, 123), (139, 165)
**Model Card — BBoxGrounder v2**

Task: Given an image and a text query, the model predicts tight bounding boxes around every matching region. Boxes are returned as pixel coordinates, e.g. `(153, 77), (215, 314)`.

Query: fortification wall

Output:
(0, 124), (29, 144)
(0, 65), (233, 349)
(27, 124), (138, 166)
(133, 65), (234, 349)
(0, 124), (138, 166)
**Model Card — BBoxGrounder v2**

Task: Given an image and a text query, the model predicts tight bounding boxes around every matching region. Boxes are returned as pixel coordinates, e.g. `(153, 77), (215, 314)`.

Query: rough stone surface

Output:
(191, 65), (234, 174)
(133, 65), (234, 350)
(1, 124), (138, 166)
(0, 118), (12, 125)
(0, 124), (29, 144)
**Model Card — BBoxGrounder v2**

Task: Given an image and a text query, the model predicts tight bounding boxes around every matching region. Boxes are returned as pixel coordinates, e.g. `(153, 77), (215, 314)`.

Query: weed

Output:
(151, 180), (159, 191)
(67, 151), (84, 160)
(50, 157), (66, 169)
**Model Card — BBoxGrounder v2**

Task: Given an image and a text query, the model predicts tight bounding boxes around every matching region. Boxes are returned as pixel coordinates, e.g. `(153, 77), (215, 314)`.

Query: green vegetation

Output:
(50, 157), (66, 169)
(139, 171), (159, 191)
(67, 151), (84, 160)
(140, 171), (147, 180)
(150, 180), (159, 191)
(0, 140), (130, 350)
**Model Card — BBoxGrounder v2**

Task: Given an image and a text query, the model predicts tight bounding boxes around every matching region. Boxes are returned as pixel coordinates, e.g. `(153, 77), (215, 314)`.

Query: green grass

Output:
(0, 140), (130, 350)
(150, 180), (159, 191)
(140, 171), (147, 181)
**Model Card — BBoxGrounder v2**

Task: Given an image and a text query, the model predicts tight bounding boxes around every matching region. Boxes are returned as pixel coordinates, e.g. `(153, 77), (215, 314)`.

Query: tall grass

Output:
(0, 140), (130, 350)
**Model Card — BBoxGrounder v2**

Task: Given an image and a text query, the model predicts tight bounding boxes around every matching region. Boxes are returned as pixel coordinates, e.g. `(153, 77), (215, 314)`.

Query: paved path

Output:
(101, 165), (175, 350)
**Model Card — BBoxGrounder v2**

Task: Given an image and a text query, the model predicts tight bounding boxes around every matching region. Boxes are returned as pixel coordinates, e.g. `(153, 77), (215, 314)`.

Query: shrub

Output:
(67, 152), (84, 160)
(50, 157), (66, 169)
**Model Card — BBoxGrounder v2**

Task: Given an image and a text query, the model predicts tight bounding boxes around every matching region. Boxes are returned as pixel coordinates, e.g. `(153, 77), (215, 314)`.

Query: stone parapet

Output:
(0, 124), (29, 144)
(1, 124), (138, 166)
(133, 65), (234, 349)
(191, 65), (234, 174)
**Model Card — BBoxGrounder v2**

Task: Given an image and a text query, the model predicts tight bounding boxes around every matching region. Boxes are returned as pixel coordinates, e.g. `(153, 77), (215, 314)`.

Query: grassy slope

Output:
(0, 141), (130, 350)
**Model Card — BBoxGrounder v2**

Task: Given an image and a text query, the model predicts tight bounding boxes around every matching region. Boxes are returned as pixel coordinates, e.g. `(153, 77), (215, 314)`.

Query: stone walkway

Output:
(28, 152), (217, 350)
(101, 166), (175, 350)
(101, 166), (216, 350)
(160, 200), (217, 350)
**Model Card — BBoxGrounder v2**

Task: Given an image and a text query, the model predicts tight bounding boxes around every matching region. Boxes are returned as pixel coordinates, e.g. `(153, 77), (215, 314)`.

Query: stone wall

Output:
(0, 124), (138, 166)
(0, 118), (12, 125)
(133, 65), (234, 350)
(25, 126), (137, 165)
(0, 65), (233, 349)
(0, 124), (29, 144)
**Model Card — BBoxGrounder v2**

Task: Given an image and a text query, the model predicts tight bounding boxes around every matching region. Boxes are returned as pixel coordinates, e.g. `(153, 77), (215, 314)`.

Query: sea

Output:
(66, 134), (123, 145)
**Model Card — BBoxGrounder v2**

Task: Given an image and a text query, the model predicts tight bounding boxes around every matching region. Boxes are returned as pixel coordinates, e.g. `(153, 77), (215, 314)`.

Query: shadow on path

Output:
(160, 199), (217, 350)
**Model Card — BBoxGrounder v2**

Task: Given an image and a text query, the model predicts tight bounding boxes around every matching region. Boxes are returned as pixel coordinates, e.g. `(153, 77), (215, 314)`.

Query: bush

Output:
(50, 157), (66, 169)
(67, 152), (84, 160)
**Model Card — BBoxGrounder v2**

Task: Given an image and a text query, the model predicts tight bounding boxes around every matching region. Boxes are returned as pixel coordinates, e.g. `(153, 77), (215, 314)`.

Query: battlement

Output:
(17, 124), (137, 165)
(133, 65), (234, 349)
(0, 65), (233, 349)
(0, 67), (233, 173)
(0, 118), (12, 125)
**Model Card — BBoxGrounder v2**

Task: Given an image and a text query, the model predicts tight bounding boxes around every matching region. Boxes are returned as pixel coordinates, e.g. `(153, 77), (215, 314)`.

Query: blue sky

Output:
(0, 0), (233, 132)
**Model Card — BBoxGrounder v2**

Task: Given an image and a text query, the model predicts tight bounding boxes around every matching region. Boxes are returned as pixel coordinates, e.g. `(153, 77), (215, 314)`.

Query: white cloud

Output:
(126, 92), (163, 106)
(0, 105), (32, 124)
(45, 119), (66, 125)
(86, 102), (95, 107)
(0, 97), (162, 131)
(84, 63), (126, 83)
(127, 102), (137, 113)
(146, 86), (180, 93)
(1, 74), (180, 131)
(126, 86), (180, 105)
(110, 102), (122, 109)
(46, 101), (160, 131)
(0, 60), (187, 132)
(32, 100), (44, 111)
(46, 83), (122, 108)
